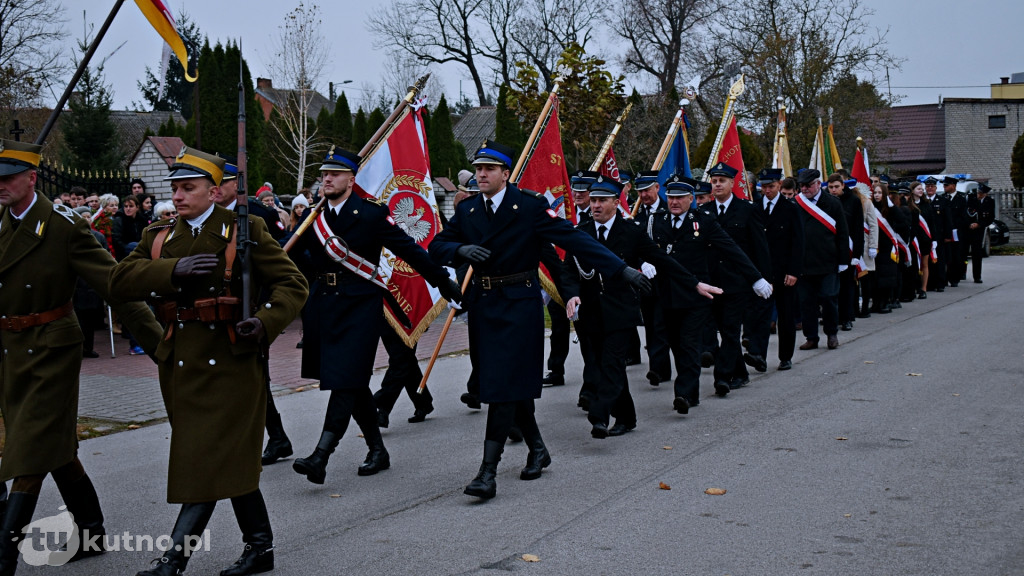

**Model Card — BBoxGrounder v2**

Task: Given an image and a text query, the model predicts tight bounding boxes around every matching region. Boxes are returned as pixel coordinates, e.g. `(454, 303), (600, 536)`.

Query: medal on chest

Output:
(693, 221), (700, 237)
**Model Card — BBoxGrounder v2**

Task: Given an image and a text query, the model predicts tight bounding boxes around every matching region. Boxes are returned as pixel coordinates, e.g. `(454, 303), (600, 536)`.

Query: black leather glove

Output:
(620, 266), (652, 296)
(235, 317), (265, 342)
(172, 254), (220, 278)
(438, 278), (464, 305)
(456, 244), (491, 264)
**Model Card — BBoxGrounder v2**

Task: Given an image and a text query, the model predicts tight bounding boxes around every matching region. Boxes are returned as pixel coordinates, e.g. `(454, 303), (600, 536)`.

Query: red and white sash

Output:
(312, 210), (390, 291)
(874, 207), (907, 263)
(795, 193), (836, 234)
(911, 237), (922, 271)
(918, 214), (938, 262)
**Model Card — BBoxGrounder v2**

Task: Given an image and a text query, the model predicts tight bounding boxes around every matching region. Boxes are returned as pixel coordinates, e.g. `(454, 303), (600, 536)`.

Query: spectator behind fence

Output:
(112, 195), (146, 261)
(91, 194), (118, 258)
(153, 200), (176, 220)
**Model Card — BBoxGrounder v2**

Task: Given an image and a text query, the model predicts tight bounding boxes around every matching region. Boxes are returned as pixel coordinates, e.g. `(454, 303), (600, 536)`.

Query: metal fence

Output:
(992, 190), (1024, 227)
(35, 161), (131, 200)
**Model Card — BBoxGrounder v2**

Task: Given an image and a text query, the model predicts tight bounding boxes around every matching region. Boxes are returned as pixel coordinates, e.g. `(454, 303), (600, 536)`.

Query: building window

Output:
(989, 115), (1006, 129)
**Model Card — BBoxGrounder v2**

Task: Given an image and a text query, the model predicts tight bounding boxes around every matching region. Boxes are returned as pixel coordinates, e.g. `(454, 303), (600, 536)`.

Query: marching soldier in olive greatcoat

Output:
(110, 147), (308, 576)
(0, 139), (162, 575)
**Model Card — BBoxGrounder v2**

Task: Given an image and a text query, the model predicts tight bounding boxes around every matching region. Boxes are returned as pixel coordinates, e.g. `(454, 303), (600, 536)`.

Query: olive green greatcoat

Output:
(0, 193), (162, 481)
(110, 204), (307, 503)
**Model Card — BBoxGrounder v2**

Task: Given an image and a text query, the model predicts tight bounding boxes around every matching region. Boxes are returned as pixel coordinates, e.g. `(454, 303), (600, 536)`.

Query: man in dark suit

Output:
(944, 176), (968, 286)
(632, 170), (672, 386)
(700, 163), (773, 392)
(828, 174), (864, 331)
(649, 176), (750, 411)
(562, 176), (717, 436)
(794, 169), (850, 350)
(430, 141), (645, 500)
(747, 169), (803, 371)
(292, 146), (463, 485)
(923, 177), (948, 292)
(967, 182), (995, 283)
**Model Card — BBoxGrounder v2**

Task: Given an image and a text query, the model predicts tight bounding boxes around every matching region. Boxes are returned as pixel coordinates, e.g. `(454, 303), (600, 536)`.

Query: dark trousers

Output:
(579, 327), (636, 428)
(324, 387), (377, 438)
(640, 297), (671, 380)
(969, 229), (985, 280)
(859, 272), (874, 313)
(665, 305), (710, 403)
(546, 299), (569, 375)
(576, 321), (599, 404)
(374, 328), (433, 417)
(76, 306), (104, 353)
(485, 400), (538, 444)
(798, 272), (839, 341)
(751, 284), (797, 362)
(947, 240), (965, 284)
(838, 267), (858, 323)
(929, 243), (948, 289)
(711, 291), (749, 382)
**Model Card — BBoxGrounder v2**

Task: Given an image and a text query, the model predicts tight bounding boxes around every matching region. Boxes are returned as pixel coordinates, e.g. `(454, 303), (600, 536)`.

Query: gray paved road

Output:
(19, 256), (1024, 576)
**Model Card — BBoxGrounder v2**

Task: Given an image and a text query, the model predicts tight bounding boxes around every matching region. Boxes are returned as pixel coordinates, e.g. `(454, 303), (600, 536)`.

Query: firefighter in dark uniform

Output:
(631, 170), (672, 386)
(0, 140), (162, 575)
(967, 182), (995, 283)
(291, 146), (462, 485)
(944, 176), (968, 286)
(429, 141), (643, 500)
(110, 147), (308, 576)
(923, 177), (948, 291)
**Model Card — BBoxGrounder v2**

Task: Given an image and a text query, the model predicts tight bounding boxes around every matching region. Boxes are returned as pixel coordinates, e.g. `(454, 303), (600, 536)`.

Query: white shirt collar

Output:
(225, 199), (237, 211)
(809, 190), (822, 203)
(763, 195), (775, 210)
(595, 213), (617, 233)
(11, 192), (38, 220)
(186, 202), (216, 230)
(486, 187), (507, 211)
(328, 196), (349, 215)
(716, 195), (733, 212)
(648, 198), (661, 212)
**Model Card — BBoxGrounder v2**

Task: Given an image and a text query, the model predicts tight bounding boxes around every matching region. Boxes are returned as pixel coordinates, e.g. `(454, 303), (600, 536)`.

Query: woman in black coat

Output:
(871, 184), (900, 313)
(111, 195), (146, 261)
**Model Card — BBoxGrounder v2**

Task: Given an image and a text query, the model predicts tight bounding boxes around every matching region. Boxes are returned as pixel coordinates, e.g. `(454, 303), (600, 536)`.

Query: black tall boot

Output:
(261, 411), (293, 466)
(464, 440), (503, 500)
(356, 421), (390, 477)
(54, 473), (106, 561)
(220, 490), (273, 576)
(136, 502), (216, 576)
(292, 430), (340, 485)
(517, 418), (551, 481)
(0, 492), (38, 576)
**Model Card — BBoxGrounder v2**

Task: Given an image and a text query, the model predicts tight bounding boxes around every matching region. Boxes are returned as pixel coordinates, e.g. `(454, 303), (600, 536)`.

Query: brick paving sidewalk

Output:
(78, 313), (471, 423)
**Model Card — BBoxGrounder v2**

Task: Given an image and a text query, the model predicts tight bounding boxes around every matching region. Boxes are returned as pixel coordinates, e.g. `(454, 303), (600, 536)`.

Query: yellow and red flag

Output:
(134, 0), (197, 82)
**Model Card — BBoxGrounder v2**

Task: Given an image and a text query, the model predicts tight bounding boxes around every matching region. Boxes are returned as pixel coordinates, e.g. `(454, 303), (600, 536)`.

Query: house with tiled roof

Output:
(452, 106), (496, 161)
(128, 136), (186, 199)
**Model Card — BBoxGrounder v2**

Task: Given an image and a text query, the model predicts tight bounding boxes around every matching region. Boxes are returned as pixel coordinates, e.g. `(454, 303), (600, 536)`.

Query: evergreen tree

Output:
(368, 107), (386, 148)
(352, 107), (369, 150)
(427, 94), (467, 180)
(1011, 131), (1024, 189)
(316, 106), (333, 145)
(61, 58), (120, 172)
(691, 123), (717, 171)
(332, 92), (352, 149)
(495, 83), (525, 154)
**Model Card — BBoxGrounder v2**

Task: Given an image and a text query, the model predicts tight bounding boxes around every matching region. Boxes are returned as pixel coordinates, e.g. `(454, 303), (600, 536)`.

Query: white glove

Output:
(838, 264), (849, 273)
(850, 258), (861, 267)
(952, 229), (959, 242)
(931, 241), (937, 252)
(641, 262), (658, 279)
(868, 248), (878, 259)
(752, 278), (773, 299)
(447, 299), (463, 311)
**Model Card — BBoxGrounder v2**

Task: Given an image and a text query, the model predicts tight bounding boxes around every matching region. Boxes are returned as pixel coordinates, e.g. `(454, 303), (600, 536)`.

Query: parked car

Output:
(986, 219), (1010, 255)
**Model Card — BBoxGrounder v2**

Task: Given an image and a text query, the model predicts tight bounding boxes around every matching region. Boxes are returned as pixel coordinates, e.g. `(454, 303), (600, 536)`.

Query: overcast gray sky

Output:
(64, 0), (1024, 114)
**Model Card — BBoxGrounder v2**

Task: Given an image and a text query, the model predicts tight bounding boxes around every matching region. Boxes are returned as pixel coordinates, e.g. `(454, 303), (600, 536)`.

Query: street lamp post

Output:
(329, 80), (353, 101)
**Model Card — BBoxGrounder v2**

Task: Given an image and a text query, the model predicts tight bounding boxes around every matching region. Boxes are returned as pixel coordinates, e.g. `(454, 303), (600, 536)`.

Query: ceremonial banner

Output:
(808, 121), (826, 174)
(354, 103), (444, 346)
(713, 117), (749, 200)
(657, 109), (692, 199)
(825, 123), (843, 175)
(134, 0), (197, 82)
(516, 97), (569, 305)
(599, 148), (632, 215)
(851, 142), (871, 186)
(772, 104), (793, 177)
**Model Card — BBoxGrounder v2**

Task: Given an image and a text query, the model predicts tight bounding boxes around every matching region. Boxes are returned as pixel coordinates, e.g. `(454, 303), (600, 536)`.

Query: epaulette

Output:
(363, 196), (384, 206)
(146, 218), (176, 231)
(520, 188), (544, 199)
(52, 203), (78, 224)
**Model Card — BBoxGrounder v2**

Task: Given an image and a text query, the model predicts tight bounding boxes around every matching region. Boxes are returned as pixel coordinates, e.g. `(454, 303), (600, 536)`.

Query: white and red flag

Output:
(354, 101), (445, 346)
(714, 117), (749, 199)
(598, 148), (631, 215)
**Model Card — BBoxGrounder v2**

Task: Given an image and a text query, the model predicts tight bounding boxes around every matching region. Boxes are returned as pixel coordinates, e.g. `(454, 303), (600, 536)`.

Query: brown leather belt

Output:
(154, 297), (241, 324)
(475, 271), (536, 290)
(0, 301), (74, 332)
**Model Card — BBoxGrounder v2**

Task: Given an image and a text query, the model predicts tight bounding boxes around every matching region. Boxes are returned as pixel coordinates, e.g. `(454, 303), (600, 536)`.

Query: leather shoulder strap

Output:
(151, 227), (172, 260)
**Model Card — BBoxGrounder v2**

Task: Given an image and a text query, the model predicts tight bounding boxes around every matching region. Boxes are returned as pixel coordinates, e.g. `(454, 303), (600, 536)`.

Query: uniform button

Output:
(150, 291), (157, 297)
(264, 303), (272, 309)
(25, 284), (31, 289)
(178, 323), (184, 329)
(209, 359), (216, 366)
(209, 324), (216, 330)
(27, 349), (33, 355)
(209, 287), (216, 293)
(178, 361), (184, 367)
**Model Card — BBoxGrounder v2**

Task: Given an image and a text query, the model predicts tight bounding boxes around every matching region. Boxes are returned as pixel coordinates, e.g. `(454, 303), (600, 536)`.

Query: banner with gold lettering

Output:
(354, 101), (445, 347)
(713, 116), (749, 199)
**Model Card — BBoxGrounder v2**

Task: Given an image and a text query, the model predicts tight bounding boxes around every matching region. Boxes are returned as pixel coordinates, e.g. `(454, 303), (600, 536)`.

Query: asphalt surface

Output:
(19, 256), (1024, 576)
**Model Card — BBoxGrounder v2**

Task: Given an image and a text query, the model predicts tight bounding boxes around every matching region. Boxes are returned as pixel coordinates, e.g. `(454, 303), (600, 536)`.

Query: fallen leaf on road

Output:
(127, 425), (140, 430)
(522, 554), (540, 562)
(844, 514), (852, 518)
(93, 452), (101, 455)
(836, 437), (848, 441)
(663, 446), (672, 450)
(864, 361), (874, 364)
(952, 393), (960, 397)
(704, 488), (726, 495)
(330, 494), (341, 498)
(907, 373), (922, 377)
(357, 434), (364, 438)
(295, 387), (306, 392)
(659, 482), (671, 490)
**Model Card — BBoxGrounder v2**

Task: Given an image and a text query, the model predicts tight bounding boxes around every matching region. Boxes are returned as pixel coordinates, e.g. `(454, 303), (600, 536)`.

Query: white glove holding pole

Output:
(838, 264), (849, 273)
(752, 278), (773, 299)
(640, 262), (657, 279)
(868, 248), (878, 259)
(850, 258), (861, 267)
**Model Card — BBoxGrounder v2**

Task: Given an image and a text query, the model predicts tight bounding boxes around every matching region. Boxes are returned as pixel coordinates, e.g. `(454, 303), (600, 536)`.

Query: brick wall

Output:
(128, 141), (172, 200)
(944, 99), (1024, 189)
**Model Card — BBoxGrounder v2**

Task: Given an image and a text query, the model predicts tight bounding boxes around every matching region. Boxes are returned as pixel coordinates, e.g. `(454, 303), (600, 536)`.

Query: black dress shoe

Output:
(778, 360), (793, 371)
(799, 339), (818, 350)
(377, 410), (389, 429)
(645, 370), (662, 386)
(877, 305), (892, 314)
(82, 350), (99, 358)
(220, 544), (274, 576)
(840, 321), (853, 331)
(460, 393), (481, 409)
(577, 396), (591, 411)
(295, 338), (303, 349)
(357, 447), (390, 476)
(743, 353), (767, 373)
(974, 279), (983, 284)
(713, 380), (730, 397)
(949, 282), (958, 287)
(857, 311), (871, 318)
(625, 356), (642, 366)
(700, 352), (715, 368)
(608, 423), (635, 436)
(934, 287), (944, 292)
(408, 404), (433, 423)
(541, 372), (564, 387)
(827, 335), (839, 350)
(729, 377), (749, 390)
(261, 437), (293, 466)
(590, 423), (609, 439)
(918, 292), (927, 299)
(672, 396), (690, 414)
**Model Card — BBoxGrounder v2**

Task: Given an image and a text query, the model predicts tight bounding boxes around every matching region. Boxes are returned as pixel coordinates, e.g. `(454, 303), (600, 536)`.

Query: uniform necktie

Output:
(597, 224), (607, 242)
(673, 215), (681, 229)
(9, 218), (20, 232)
(719, 204), (726, 217)
(486, 199), (495, 220)
(765, 199), (772, 216)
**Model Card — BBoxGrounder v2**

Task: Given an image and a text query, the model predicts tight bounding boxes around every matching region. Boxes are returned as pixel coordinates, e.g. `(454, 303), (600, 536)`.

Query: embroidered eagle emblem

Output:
(392, 196), (432, 242)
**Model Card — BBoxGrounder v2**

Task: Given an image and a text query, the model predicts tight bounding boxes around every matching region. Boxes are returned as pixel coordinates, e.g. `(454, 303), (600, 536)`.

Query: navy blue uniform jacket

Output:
(429, 185), (625, 403)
